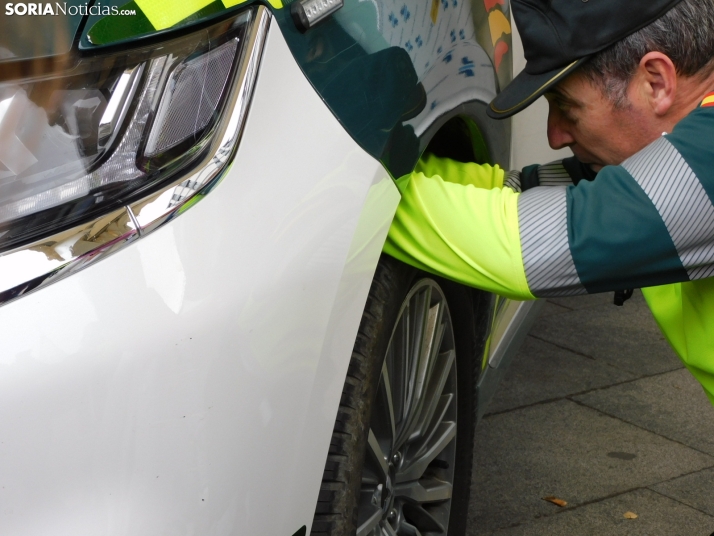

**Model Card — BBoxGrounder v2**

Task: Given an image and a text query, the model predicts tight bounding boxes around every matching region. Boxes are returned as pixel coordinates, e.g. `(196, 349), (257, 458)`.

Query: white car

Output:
(0, 1), (549, 534)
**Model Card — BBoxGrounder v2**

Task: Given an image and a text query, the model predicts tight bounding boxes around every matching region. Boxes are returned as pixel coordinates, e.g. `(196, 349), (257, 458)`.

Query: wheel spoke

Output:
(393, 478), (452, 503)
(381, 521), (398, 536)
(396, 421), (456, 483)
(412, 350), (454, 439)
(415, 302), (442, 405)
(367, 428), (389, 480)
(400, 521), (423, 536)
(409, 391), (454, 463)
(419, 303), (446, 396)
(404, 289), (429, 422)
(402, 503), (445, 533)
(356, 507), (382, 536)
(397, 299), (445, 449)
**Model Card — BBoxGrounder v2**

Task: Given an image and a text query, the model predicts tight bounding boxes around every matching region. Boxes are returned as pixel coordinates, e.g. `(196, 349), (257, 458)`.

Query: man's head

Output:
(545, 0), (714, 169)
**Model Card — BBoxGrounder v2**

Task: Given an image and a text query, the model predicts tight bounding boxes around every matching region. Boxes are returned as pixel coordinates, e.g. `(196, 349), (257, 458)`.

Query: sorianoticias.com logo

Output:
(4, 3), (136, 15)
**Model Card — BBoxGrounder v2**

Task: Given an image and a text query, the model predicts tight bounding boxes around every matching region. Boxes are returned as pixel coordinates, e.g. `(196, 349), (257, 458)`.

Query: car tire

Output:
(310, 254), (492, 536)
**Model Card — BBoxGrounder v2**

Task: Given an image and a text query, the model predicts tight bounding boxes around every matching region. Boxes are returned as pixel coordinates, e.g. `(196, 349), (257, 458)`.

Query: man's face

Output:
(544, 72), (658, 170)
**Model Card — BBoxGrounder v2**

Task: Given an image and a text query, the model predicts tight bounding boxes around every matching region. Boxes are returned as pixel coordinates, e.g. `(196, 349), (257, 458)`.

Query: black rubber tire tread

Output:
(310, 255), (493, 536)
(311, 255), (415, 536)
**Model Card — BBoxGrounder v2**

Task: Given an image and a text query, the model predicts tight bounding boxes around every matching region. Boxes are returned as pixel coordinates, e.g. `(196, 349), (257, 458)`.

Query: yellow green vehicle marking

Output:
(87, 0), (282, 45)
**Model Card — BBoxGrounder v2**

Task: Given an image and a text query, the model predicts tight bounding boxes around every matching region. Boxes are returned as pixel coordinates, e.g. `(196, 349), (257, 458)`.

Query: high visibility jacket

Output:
(384, 97), (714, 405)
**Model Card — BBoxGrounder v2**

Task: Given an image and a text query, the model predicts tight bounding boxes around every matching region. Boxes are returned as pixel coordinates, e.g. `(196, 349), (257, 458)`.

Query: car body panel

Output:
(73, 0), (513, 176)
(0, 2), (560, 534)
(275, 0), (512, 176)
(0, 24), (397, 535)
(476, 298), (544, 420)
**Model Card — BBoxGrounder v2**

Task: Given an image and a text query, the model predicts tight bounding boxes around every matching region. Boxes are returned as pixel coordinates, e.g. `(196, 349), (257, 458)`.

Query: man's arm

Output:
(503, 160), (575, 192)
(383, 156), (582, 300)
(384, 153), (589, 299)
(384, 168), (534, 300)
(385, 131), (714, 299)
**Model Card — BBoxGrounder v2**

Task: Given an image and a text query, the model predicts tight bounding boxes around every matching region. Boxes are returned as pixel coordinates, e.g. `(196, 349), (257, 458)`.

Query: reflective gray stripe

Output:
(537, 160), (573, 187)
(504, 170), (522, 192)
(518, 186), (586, 297)
(622, 136), (714, 281)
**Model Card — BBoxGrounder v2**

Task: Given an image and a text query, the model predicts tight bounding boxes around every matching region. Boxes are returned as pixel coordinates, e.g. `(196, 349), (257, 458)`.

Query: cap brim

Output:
(488, 57), (589, 119)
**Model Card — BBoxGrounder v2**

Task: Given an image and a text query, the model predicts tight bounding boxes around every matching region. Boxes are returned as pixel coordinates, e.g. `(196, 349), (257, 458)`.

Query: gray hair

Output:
(579, 0), (714, 107)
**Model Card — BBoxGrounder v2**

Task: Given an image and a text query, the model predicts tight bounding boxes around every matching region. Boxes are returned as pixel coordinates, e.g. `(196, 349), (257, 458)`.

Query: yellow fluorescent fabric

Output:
(223, 0), (283, 9)
(414, 153), (506, 189)
(384, 157), (535, 301)
(643, 279), (714, 405)
(136, 0), (215, 29)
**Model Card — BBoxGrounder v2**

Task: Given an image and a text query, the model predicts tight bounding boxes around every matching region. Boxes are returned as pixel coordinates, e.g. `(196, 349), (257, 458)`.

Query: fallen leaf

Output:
(542, 496), (568, 507)
(623, 511), (638, 519)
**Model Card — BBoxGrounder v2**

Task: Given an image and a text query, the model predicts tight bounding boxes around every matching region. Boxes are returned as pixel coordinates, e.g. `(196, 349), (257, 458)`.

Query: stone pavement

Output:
(467, 292), (714, 536)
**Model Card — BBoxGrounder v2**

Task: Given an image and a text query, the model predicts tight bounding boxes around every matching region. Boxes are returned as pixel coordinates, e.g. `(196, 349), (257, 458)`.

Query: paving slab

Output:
(484, 489), (714, 536)
(468, 400), (714, 534)
(651, 467), (714, 517)
(486, 336), (636, 415)
(547, 292), (614, 311)
(539, 293), (618, 319)
(538, 300), (574, 318)
(574, 369), (714, 456)
(529, 292), (683, 376)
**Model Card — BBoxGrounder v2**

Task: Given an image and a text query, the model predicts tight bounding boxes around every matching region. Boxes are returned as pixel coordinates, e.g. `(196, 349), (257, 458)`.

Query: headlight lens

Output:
(0, 9), (253, 253)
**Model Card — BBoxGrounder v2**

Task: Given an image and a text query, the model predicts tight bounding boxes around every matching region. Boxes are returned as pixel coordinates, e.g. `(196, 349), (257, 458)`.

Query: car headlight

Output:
(0, 6), (269, 305)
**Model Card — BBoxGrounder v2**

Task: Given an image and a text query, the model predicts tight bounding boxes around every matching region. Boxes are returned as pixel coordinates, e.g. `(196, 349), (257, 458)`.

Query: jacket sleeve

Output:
(559, 133), (714, 294)
(414, 153), (507, 189)
(383, 155), (582, 300)
(384, 168), (536, 300)
(385, 126), (714, 298)
(503, 159), (575, 192)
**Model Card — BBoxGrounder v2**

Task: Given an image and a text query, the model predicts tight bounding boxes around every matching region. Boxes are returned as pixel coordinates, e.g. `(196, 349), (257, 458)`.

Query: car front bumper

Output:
(0, 20), (399, 536)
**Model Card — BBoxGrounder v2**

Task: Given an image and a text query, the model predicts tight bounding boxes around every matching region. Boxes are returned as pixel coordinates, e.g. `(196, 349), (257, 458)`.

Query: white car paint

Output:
(0, 4), (575, 534)
(0, 23), (398, 536)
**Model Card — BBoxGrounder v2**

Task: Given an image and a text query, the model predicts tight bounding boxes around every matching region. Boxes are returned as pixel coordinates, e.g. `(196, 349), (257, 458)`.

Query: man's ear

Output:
(633, 51), (677, 116)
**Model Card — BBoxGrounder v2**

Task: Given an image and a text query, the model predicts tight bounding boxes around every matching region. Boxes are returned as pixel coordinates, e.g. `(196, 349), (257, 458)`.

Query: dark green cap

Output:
(488, 0), (685, 119)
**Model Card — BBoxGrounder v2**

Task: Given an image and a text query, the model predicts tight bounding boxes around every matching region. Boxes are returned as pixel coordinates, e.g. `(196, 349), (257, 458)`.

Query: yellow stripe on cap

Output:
(489, 60), (580, 116)
(135, 0), (215, 29)
(701, 93), (714, 108)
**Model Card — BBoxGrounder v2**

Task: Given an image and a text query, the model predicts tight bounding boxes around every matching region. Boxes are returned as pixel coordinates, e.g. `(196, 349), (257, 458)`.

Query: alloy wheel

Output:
(357, 280), (457, 536)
